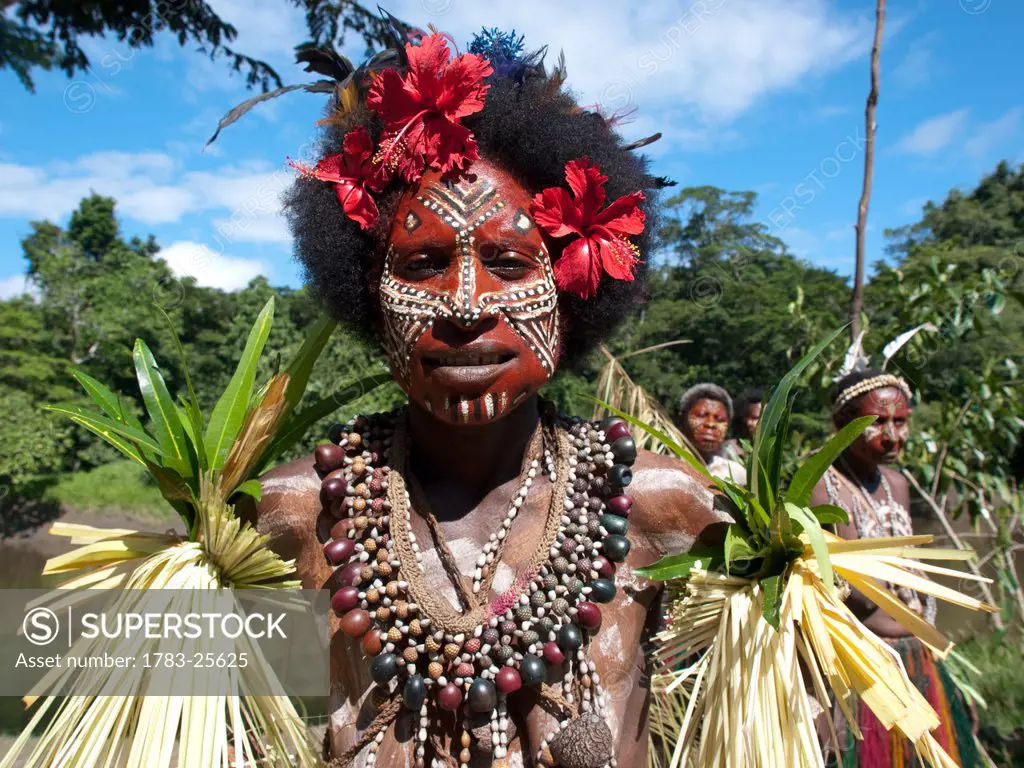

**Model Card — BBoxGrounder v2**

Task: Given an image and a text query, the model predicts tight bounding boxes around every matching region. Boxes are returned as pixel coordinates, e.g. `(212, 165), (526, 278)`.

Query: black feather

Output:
(623, 133), (662, 151)
(205, 81), (335, 147)
(295, 45), (355, 82)
(646, 175), (677, 188)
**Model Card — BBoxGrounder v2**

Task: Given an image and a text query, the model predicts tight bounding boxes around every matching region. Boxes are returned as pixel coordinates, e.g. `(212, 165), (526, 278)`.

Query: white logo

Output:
(22, 607), (59, 646)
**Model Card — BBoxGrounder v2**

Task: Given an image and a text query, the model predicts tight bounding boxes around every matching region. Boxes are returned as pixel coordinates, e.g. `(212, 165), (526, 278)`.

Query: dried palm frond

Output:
(592, 343), (702, 460)
(2, 301), (390, 768)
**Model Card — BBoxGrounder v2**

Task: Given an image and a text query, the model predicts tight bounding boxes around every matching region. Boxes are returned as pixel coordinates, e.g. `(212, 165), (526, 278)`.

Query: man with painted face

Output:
(244, 26), (728, 768)
(676, 383), (746, 485)
(809, 369), (981, 767)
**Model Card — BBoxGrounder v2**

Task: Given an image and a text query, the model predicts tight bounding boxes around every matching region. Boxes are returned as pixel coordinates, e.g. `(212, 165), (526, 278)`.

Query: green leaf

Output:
(70, 369), (124, 422)
(724, 525), (759, 574)
(767, 395), (791, 495)
(760, 573), (784, 629)
(256, 370), (392, 474)
(43, 404), (169, 459)
(143, 460), (195, 530)
(204, 297), (275, 470)
(233, 479), (263, 502)
(591, 399), (715, 483)
(133, 339), (192, 479)
(756, 457), (775, 518)
(751, 324), (848, 500)
(786, 502), (834, 595)
(811, 504), (849, 526)
(634, 546), (725, 582)
(154, 303), (206, 470)
(283, 314), (338, 415)
(784, 415), (876, 507)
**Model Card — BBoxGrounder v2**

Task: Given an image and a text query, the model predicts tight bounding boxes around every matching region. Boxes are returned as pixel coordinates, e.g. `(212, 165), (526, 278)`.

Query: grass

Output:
(42, 461), (178, 522)
(955, 630), (1024, 767)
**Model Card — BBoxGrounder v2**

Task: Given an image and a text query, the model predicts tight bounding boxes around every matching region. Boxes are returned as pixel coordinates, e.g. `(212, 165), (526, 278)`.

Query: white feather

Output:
(835, 331), (869, 381)
(881, 324), (939, 370)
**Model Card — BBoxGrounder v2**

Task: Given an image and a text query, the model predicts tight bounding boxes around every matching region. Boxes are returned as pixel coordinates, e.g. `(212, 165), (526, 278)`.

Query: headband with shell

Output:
(831, 324), (937, 413)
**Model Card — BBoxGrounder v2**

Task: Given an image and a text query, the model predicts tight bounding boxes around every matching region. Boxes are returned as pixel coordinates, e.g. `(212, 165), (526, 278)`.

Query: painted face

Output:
(743, 402), (762, 440)
(378, 159), (560, 425)
(686, 398), (729, 456)
(845, 386), (912, 465)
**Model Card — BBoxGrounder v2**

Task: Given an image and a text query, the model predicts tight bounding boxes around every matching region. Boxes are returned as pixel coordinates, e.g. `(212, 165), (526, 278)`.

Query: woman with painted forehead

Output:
(245, 22), (727, 768)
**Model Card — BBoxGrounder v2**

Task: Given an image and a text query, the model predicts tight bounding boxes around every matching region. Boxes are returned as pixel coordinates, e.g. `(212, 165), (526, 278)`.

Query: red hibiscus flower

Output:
(530, 158), (646, 299)
(289, 127), (391, 230)
(367, 33), (493, 182)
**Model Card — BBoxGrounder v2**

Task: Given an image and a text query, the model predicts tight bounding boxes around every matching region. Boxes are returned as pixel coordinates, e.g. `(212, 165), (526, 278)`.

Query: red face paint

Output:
(743, 402), (762, 440)
(846, 386), (911, 465)
(379, 160), (560, 425)
(686, 398), (729, 456)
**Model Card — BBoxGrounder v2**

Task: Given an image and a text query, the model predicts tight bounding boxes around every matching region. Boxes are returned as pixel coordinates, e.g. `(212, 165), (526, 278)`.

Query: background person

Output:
(677, 383), (747, 484)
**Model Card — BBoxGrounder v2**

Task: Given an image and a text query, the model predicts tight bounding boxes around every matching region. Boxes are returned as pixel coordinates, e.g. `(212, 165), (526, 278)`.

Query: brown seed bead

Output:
(425, 636), (441, 653)
(347, 432), (362, 448)
(351, 458), (366, 476)
(371, 498), (385, 513)
(354, 516), (369, 531)
(354, 483), (369, 498)
(360, 566), (374, 583)
(443, 643), (461, 660)
(376, 549), (389, 563)
(376, 606), (390, 621)
(365, 588), (380, 604)
(369, 477), (383, 494)
(455, 663), (474, 678)
(387, 627), (403, 643)
(409, 619), (423, 636)
(363, 538), (378, 554)
(428, 662), (444, 680)
(377, 562), (393, 579)
(339, 609), (370, 638)
(460, 750), (471, 764)
(352, 497), (367, 513)
(403, 647), (419, 664)
(394, 600), (408, 619)
(361, 629), (382, 656)
(385, 582), (399, 599)
(464, 638), (482, 654)
(461, 732), (471, 749)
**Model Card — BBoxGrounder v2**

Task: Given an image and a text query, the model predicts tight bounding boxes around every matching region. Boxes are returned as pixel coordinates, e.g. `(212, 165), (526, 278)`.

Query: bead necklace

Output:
(314, 404), (638, 768)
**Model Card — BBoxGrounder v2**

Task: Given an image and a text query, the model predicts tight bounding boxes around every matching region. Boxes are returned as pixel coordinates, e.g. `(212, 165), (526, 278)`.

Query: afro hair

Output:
(678, 383), (734, 424)
(283, 52), (663, 371)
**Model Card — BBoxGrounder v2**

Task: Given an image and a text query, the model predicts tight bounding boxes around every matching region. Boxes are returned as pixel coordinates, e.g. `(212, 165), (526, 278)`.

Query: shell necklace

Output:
(314, 404), (638, 768)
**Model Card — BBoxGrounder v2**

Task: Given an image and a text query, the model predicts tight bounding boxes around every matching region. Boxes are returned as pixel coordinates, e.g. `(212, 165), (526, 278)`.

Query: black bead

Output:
(327, 423), (345, 444)
(590, 578), (617, 603)
(603, 535), (631, 562)
(610, 437), (637, 465)
(599, 514), (629, 537)
(468, 678), (498, 712)
(403, 675), (427, 710)
(370, 653), (398, 685)
(520, 655), (548, 685)
(557, 623), (584, 652)
(608, 464), (633, 488)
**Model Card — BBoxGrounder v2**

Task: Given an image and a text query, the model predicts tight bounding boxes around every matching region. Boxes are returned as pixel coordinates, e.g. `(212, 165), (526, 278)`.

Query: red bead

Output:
(323, 537), (355, 565)
(331, 586), (360, 614)
(607, 495), (632, 517)
(495, 667), (522, 694)
(543, 642), (565, 665)
(593, 556), (615, 579)
(339, 609), (371, 638)
(577, 602), (602, 631)
(438, 683), (463, 712)
(321, 477), (347, 502)
(339, 561), (364, 587)
(605, 421), (632, 443)
(315, 443), (345, 472)
(361, 628), (383, 656)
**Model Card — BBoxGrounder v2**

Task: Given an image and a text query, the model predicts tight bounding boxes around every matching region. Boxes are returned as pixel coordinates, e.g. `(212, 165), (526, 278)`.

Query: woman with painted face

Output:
(230, 22), (728, 768)
(809, 369), (981, 768)
(677, 383), (747, 484)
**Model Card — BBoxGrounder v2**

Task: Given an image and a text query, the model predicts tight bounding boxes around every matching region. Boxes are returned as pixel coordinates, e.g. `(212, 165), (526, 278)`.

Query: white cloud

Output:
(383, 0), (870, 129)
(0, 151), (293, 238)
(0, 274), (40, 301)
(894, 109), (970, 155)
(892, 32), (939, 90)
(159, 240), (269, 291)
(965, 107), (1024, 157)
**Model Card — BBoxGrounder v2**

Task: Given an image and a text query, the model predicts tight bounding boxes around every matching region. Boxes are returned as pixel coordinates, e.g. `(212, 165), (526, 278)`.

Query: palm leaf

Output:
(43, 405), (168, 459)
(134, 339), (193, 480)
(282, 314), (338, 415)
(784, 415), (876, 507)
(155, 304), (207, 469)
(69, 370), (123, 421)
(204, 298), (274, 470)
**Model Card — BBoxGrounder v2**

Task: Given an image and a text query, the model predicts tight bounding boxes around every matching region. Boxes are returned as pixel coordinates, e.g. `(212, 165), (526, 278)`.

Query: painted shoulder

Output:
(626, 448), (733, 559)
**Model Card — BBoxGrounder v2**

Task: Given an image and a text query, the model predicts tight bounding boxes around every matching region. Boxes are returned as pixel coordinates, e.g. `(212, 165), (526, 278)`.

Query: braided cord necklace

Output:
(314, 403), (639, 768)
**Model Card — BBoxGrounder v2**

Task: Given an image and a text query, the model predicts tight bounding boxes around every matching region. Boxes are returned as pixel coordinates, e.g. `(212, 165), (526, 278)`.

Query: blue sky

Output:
(2, 0), (1022, 298)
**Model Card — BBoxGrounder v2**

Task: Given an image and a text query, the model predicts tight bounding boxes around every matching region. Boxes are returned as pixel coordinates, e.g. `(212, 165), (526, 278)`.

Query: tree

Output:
(2, 0), (392, 92)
